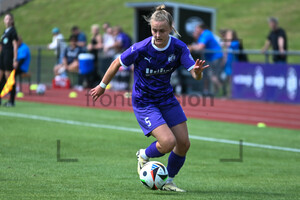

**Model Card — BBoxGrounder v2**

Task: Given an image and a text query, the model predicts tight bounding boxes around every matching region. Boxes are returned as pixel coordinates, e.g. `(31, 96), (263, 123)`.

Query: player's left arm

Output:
(278, 36), (285, 54)
(190, 59), (209, 80)
(13, 39), (18, 68)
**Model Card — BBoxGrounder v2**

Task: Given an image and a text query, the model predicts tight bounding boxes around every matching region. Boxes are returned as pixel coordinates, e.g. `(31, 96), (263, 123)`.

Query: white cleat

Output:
(161, 181), (186, 192)
(136, 149), (149, 175)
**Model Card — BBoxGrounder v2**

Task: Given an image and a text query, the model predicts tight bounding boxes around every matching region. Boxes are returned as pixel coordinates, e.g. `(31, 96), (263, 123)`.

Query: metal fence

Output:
(28, 45), (300, 89)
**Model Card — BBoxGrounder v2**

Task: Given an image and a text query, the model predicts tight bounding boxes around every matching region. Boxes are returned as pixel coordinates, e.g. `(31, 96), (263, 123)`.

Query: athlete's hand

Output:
(193, 59), (209, 75)
(13, 60), (18, 69)
(90, 85), (105, 101)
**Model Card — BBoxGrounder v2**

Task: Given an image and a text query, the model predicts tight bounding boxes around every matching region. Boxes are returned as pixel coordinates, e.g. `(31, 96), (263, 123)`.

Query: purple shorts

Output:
(133, 101), (187, 136)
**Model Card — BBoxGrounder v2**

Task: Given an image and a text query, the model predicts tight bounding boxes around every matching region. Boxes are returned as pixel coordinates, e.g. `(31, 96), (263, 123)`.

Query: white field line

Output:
(0, 111), (299, 153)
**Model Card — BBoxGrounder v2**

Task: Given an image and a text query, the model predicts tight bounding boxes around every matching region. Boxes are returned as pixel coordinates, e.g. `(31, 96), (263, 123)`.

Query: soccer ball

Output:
(139, 161), (168, 190)
(36, 84), (46, 95)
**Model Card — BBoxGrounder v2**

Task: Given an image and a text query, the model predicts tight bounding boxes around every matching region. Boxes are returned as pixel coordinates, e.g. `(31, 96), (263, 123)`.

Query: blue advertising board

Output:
(232, 63), (300, 104)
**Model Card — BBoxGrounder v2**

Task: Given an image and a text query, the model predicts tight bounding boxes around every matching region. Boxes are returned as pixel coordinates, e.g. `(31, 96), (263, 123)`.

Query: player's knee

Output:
(159, 135), (176, 153)
(184, 139), (191, 152)
(177, 139), (190, 153)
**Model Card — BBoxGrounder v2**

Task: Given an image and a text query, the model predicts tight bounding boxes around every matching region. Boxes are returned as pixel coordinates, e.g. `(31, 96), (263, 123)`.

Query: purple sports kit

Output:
(119, 36), (195, 135)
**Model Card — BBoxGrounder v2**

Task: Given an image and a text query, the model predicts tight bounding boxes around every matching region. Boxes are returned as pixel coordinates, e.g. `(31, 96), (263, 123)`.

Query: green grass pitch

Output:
(0, 101), (299, 199)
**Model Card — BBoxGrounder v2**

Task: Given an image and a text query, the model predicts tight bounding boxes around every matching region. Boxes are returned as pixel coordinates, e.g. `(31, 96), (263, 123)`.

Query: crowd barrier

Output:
(27, 45), (300, 104)
(232, 62), (300, 104)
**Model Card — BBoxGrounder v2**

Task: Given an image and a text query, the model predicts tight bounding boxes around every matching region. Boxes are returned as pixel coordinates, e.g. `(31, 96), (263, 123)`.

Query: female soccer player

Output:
(0, 13), (18, 107)
(90, 5), (209, 192)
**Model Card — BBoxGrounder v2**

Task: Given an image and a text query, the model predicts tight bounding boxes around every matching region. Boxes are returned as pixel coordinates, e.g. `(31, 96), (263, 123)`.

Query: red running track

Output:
(10, 86), (300, 130)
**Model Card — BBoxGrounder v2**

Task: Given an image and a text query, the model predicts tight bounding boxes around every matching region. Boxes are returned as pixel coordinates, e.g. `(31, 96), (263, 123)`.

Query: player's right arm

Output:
(90, 57), (121, 101)
(261, 40), (270, 53)
(91, 43), (138, 101)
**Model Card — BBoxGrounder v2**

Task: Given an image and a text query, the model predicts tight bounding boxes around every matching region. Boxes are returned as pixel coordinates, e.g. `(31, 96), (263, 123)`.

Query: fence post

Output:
(265, 52), (270, 63)
(37, 47), (42, 84)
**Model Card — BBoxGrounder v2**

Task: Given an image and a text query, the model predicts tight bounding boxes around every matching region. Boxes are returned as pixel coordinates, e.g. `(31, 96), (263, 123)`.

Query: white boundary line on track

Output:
(0, 111), (299, 153)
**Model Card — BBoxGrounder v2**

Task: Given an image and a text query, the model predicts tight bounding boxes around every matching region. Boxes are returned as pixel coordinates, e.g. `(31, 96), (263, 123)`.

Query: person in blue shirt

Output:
(71, 26), (87, 50)
(0, 36), (30, 107)
(224, 30), (240, 78)
(16, 36), (31, 74)
(223, 30), (240, 97)
(91, 5), (209, 192)
(189, 24), (223, 96)
(104, 26), (132, 58)
(114, 26), (132, 52)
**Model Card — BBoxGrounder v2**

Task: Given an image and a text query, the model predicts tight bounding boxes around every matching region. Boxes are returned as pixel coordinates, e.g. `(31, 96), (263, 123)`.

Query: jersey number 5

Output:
(144, 117), (151, 127)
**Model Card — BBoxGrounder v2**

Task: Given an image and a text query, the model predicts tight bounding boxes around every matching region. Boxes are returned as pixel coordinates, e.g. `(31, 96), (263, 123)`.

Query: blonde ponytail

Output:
(156, 4), (166, 11)
(144, 4), (181, 37)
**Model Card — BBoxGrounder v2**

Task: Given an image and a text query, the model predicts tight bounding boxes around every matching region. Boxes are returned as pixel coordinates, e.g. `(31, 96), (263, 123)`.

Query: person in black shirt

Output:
(262, 17), (288, 63)
(87, 24), (102, 87)
(87, 24), (103, 69)
(0, 13), (18, 107)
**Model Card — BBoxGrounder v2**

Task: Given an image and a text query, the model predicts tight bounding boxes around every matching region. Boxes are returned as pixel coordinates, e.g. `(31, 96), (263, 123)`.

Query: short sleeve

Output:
(11, 27), (18, 41)
(17, 46), (27, 60)
(267, 32), (272, 41)
(198, 31), (208, 45)
(64, 48), (68, 58)
(181, 45), (195, 72)
(119, 44), (138, 67)
(231, 40), (240, 50)
(116, 34), (122, 42)
(278, 29), (285, 37)
(78, 33), (87, 42)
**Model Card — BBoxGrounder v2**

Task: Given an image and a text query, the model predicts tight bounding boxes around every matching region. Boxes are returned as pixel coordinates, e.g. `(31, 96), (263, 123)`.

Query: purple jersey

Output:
(119, 36), (195, 106)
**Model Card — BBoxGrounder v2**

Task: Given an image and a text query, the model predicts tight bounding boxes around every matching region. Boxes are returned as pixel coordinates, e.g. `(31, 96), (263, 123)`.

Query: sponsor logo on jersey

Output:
(131, 45), (135, 52)
(168, 54), (176, 63)
(144, 57), (152, 63)
(145, 67), (174, 76)
(67, 48), (80, 57)
(3, 37), (8, 44)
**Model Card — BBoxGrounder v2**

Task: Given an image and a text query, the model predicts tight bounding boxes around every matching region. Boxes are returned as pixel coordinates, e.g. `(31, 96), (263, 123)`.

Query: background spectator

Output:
(222, 30), (240, 97)
(86, 24), (102, 88)
(87, 24), (103, 69)
(218, 29), (228, 47)
(53, 35), (81, 76)
(47, 27), (66, 64)
(16, 36), (31, 74)
(102, 26), (116, 57)
(102, 22), (110, 33)
(112, 26), (132, 55)
(189, 23), (223, 96)
(71, 25), (87, 50)
(262, 17), (288, 63)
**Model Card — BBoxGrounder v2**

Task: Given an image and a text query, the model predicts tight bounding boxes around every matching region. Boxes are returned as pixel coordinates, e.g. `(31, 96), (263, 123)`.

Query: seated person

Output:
(16, 36), (31, 75)
(54, 35), (81, 75)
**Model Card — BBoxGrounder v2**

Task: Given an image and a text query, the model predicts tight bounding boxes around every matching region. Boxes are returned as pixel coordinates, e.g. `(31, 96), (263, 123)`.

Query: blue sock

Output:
(145, 141), (165, 158)
(167, 151), (186, 178)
